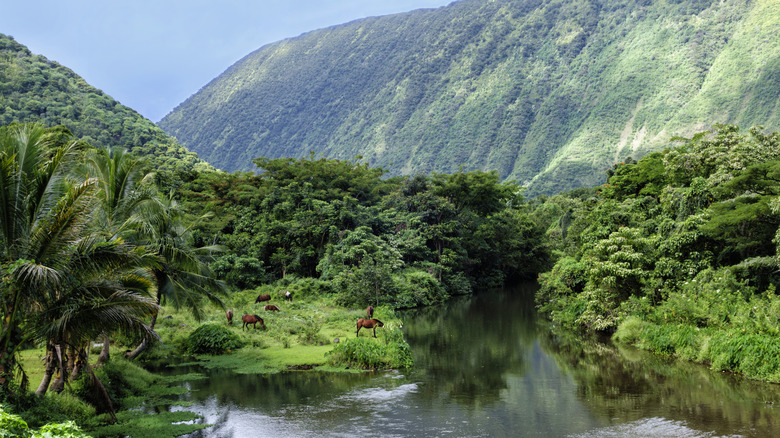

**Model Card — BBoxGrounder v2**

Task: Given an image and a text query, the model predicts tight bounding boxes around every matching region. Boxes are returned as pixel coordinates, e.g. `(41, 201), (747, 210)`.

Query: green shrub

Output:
(33, 420), (90, 438)
(326, 323), (413, 370)
(393, 269), (448, 308)
(0, 404), (90, 438)
(185, 324), (244, 355)
(612, 316), (648, 345)
(0, 404), (29, 436)
(703, 331), (780, 382)
(295, 316), (328, 345)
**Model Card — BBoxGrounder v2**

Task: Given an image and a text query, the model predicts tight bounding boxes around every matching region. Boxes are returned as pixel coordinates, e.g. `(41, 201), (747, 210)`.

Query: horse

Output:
(242, 314), (265, 330)
(284, 290), (293, 302)
(366, 305), (374, 319)
(356, 318), (384, 338)
(255, 294), (271, 303)
(264, 304), (280, 312)
(226, 309), (234, 325)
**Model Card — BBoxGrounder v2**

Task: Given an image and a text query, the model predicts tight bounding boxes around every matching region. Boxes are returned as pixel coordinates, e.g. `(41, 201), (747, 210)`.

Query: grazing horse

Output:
(255, 294), (271, 304)
(226, 309), (234, 325)
(284, 290), (293, 302)
(366, 305), (374, 319)
(242, 314), (265, 330)
(264, 304), (280, 312)
(356, 318), (384, 338)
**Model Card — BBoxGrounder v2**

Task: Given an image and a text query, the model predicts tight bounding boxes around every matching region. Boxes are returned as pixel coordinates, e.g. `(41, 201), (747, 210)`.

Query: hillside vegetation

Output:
(159, 0), (780, 195)
(0, 33), (211, 187)
(534, 124), (780, 381)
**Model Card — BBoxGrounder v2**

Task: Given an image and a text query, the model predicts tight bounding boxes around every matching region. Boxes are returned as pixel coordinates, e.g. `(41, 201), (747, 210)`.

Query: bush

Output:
(185, 324), (244, 355)
(703, 331), (780, 382)
(393, 269), (447, 308)
(295, 316), (328, 345)
(0, 404), (90, 438)
(612, 316), (648, 345)
(326, 322), (413, 370)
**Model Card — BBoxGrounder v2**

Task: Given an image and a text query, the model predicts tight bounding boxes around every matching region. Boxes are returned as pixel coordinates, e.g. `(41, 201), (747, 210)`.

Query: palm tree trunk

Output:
(35, 344), (56, 396)
(86, 362), (117, 423)
(0, 286), (23, 388)
(70, 344), (88, 380)
(66, 345), (76, 379)
(97, 334), (110, 365)
(50, 343), (66, 393)
(126, 290), (161, 360)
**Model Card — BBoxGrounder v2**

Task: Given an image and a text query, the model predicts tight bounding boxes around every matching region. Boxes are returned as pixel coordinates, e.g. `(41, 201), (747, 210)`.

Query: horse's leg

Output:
(372, 327), (377, 338)
(356, 325), (360, 337)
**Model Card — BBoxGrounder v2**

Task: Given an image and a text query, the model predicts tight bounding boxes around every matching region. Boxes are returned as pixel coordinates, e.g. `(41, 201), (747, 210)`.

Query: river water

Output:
(173, 283), (780, 437)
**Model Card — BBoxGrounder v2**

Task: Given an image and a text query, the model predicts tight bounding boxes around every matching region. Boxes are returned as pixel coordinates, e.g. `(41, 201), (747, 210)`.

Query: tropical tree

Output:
(0, 123), (159, 402)
(31, 236), (157, 423)
(76, 146), (159, 364)
(0, 123), (91, 389)
(126, 194), (227, 359)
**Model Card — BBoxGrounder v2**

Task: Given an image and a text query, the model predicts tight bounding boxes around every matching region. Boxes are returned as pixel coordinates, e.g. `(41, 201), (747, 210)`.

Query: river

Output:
(171, 282), (780, 437)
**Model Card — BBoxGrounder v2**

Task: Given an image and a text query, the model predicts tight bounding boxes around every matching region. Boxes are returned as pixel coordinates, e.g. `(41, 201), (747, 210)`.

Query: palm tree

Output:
(76, 147), (159, 364)
(126, 193), (227, 359)
(0, 123), (89, 388)
(31, 237), (158, 401)
(0, 123), (158, 394)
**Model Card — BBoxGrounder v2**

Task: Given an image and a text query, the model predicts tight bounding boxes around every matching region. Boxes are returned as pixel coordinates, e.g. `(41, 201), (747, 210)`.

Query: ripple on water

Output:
(569, 417), (743, 438)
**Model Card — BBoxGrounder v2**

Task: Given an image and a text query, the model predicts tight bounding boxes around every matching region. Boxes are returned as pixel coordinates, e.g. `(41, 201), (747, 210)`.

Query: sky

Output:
(0, 0), (454, 122)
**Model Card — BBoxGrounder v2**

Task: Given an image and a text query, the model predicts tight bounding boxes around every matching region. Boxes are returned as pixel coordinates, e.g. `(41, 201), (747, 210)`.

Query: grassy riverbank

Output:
(13, 283), (410, 437)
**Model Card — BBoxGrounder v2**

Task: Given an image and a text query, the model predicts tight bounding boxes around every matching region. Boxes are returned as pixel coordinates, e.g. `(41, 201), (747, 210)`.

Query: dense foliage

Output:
(0, 405), (89, 438)
(184, 324), (243, 355)
(533, 124), (780, 381)
(160, 0), (780, 196)
(178, 154), (547, 308)
(0, 33), (211, 191)
(0, 122), (226, 431)
(0, 121), (546, 433)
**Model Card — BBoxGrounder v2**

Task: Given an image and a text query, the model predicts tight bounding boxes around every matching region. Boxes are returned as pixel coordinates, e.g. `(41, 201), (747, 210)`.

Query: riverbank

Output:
(14, 286), (410, 437)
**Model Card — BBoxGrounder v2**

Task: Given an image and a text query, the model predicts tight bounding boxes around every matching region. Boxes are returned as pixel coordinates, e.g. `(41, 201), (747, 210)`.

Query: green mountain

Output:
(159, 0), (780, 196)
(0, 33), (211, 181)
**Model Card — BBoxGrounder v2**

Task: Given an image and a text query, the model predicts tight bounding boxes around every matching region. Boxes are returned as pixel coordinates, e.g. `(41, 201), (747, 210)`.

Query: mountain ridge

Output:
(0, 33), (211, 185)
(154, 0), (780, 194)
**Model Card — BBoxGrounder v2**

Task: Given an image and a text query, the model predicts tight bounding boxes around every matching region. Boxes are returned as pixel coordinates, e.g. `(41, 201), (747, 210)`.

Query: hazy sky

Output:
(1, 0), (454, 122)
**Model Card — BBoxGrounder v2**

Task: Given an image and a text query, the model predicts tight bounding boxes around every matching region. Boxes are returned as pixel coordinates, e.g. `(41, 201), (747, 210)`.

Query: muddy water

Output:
(174, 283), (780, 437)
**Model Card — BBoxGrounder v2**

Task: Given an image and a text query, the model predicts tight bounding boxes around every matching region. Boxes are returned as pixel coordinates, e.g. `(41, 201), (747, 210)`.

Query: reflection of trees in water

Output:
(401, 283), (540, 406)
(186, 370), (372, 409)
(538, 327), (780, 436)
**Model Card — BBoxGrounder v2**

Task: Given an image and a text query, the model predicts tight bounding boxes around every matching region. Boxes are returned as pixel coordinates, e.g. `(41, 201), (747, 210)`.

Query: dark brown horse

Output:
(356, 318), (384, 338)
(226, 309), (234, 325)
(242, 314), (265, 330)
(264, 304), (280, 312)
(366, 305), (374, 319)
(255, 294), (271, 303)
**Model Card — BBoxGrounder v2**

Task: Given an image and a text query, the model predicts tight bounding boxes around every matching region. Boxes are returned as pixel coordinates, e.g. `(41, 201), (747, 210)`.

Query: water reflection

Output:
(540, 327), (780, 437)
(170, 283), (780, 437)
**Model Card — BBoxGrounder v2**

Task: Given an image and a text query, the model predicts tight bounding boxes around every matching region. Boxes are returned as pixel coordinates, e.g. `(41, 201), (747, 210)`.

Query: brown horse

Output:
(255, 294), (271, 303)
(242, 314), (265, 330)
(226, 309), (234, 325)
(264, 304), (280, 312)
(366, 305), (374, 319)
(356, 318), (384, 338)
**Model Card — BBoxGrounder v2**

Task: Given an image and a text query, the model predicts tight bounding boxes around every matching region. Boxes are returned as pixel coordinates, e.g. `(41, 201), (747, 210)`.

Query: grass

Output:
(148, 286), (404, 374)
(11, 287), (407, 437)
